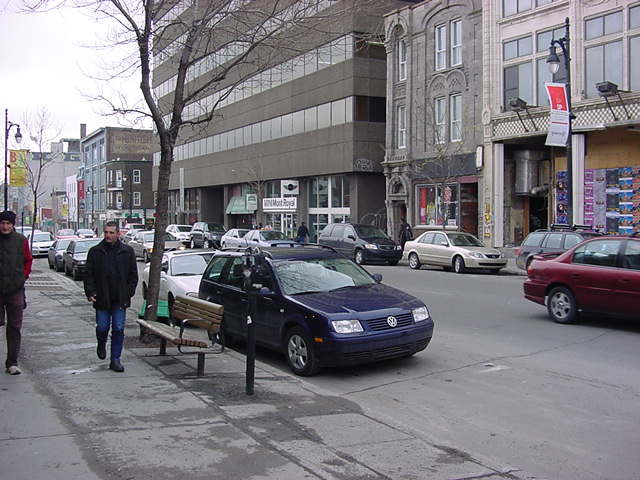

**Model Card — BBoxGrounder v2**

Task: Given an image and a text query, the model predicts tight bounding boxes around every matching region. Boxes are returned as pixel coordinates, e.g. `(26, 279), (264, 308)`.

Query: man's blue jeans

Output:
(96, 308), (126, 361)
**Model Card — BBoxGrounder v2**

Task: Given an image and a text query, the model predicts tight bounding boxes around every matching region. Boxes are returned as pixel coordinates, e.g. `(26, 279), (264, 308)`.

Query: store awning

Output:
(225, 196), (252, 215)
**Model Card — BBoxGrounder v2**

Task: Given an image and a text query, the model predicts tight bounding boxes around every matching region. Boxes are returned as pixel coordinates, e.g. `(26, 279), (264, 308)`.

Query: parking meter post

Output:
(246, 287), (257, 396)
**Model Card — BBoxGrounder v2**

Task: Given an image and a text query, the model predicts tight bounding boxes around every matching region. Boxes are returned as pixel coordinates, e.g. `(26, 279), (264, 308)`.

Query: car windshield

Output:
(447, 233), (485, 247)
(58, 229), (74, 236)
(170, 254), (213, 276)
(32, 232), (53, 242)
(57, 239), (73, 249)
(354, 225), (390, 241)
(275, 257), (375, 295)
(207, 223), (225, 232)
(77, 229), (93, 235)
(261, 231), (286, 241)
(143, 232), (175, 242)
(237, 229), (249, 238)
(175, 226), (192, 232)
(74, 239), (101, 253)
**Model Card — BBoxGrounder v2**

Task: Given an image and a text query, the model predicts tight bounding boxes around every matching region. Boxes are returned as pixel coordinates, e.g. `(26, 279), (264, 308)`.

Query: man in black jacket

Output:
(84, 221), (138, 372)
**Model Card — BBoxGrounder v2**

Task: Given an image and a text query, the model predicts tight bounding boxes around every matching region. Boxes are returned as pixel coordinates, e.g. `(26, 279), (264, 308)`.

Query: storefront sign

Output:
(281, 180), (299, 195)
(246, 193), (258, 211)
(263, 197), (297, 211)
(545, 83), (570, 147)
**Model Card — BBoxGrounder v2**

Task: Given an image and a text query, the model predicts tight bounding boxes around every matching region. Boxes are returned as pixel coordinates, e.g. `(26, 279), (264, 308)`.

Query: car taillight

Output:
(514, 247), (522, 256)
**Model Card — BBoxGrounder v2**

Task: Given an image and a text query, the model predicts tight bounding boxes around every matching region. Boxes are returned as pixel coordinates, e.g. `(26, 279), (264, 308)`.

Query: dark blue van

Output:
(199, 245), (434, 376)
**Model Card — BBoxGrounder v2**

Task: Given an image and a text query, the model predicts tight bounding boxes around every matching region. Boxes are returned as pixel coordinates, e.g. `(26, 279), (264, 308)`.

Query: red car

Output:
(524, 234), (640, 323)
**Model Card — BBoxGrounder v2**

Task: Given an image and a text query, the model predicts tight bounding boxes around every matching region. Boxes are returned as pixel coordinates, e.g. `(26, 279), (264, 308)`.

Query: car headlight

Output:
(412, 306), (430, 322)
(364, 243), (378, 250)
(331, 319), (364, 333)
(468, 252), (484, 258)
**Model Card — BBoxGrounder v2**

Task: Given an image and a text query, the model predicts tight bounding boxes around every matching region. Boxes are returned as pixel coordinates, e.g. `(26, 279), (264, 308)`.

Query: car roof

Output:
(215, 245), (340, 261)
(164, 249), (212, 258)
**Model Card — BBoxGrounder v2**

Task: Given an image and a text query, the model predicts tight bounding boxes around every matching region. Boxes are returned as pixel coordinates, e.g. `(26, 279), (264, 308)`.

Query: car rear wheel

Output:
(354, 249), (364, 265)
(285, 326), (320, 376)
(547, 286), (578, 324)
(453, 256), (466, 274)
(408, 252), (421, 270)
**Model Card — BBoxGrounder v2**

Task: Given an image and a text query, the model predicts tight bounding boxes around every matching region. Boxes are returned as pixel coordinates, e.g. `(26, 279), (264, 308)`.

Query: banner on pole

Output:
(545, 83), (570, 147)
(9, 149), (28, 187)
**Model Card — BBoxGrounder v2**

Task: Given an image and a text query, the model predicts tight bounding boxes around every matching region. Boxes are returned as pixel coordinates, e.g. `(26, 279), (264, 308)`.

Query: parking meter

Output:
(243, 249), (267, 395)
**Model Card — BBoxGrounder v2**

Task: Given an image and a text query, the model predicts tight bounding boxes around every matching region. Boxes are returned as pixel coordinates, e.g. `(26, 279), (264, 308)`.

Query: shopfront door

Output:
(282, 213), (296, 240)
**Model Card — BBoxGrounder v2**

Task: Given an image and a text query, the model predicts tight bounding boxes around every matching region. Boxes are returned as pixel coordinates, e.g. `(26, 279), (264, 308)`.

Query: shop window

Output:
(331, 176), (350, 208)
(308, 213), (329, 242)
(309, 177), (329, 208)
(417, 184), (459, 226)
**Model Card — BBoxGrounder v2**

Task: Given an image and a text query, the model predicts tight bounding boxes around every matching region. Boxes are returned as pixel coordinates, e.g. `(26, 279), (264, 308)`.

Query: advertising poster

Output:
(633, 167), (640, 231)
(593, 169), (607, 230)
(555, 171), (568, 225)
(583, 169), (594, 227)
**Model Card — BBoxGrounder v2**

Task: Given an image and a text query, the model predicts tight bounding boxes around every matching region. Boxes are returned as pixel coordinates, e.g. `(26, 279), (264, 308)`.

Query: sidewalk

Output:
(0, 269), (535, 480)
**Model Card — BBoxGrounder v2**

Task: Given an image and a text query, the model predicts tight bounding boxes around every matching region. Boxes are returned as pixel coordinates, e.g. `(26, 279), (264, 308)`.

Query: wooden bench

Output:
(136, 295), (224, 376)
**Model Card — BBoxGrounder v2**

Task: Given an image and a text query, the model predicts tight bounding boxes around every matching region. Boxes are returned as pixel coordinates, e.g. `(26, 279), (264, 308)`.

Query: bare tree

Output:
(25, 0), (387, 322)
(22, 107), (62, 247)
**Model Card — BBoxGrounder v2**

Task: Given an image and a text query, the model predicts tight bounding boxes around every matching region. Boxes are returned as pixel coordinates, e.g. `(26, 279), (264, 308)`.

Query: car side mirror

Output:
(372, 273), (383, 283)
(440, 241), (449, 246)
(347, 235), (356, 241)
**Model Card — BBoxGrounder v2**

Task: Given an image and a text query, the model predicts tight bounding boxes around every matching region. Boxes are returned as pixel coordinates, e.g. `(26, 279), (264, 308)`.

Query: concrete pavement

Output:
(0, 267), (536, 480)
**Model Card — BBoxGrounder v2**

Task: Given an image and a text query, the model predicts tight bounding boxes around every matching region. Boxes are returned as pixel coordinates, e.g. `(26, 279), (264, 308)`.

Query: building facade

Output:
(153, 0), (418, 240)
(383, 0), (483, 240)
(482, 0), (640, 246)
(80, 127), (155, 230)
(65, 174), (78, 230)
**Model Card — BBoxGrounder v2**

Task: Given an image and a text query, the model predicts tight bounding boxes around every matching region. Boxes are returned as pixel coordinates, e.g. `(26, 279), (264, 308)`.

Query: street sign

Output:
(545, 83), (570, 147)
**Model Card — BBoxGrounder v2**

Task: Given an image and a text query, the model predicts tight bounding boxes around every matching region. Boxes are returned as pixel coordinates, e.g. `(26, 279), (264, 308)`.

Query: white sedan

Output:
(28, 231), (55, 257)
(141, 249), (214, 312)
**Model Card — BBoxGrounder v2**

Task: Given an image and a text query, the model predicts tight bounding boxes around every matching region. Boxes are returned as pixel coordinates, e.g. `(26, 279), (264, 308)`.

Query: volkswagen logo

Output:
(386, 316), (398, 327)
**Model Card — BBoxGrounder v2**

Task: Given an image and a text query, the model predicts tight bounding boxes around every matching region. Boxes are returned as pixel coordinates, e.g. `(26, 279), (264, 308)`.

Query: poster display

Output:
(556, 167), (640, 233)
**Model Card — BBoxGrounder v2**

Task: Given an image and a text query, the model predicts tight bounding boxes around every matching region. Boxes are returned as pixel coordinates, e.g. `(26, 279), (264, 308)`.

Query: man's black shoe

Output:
(109, 360), (124, 372)
(97, 343), (107, 360)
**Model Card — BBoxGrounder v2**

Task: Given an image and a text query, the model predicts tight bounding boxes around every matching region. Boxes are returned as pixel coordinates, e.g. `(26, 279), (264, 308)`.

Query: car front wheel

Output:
(453, 256), (466, 274)
(408, 252), (421, 270)
(285, 327), (320, 376)
(354, 249), (364, 265)
(547, 286), (578, 324)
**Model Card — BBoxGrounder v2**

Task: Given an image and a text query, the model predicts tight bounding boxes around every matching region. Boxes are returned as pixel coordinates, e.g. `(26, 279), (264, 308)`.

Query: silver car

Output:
(220, 228), (250, 248)
(404, 231), (506, 273)
(129, 230), (185, 262)
(243, 229), (290, 248)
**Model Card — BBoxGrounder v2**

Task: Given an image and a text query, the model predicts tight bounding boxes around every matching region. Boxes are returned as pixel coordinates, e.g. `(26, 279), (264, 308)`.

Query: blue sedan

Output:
(199, 246), (434, 376)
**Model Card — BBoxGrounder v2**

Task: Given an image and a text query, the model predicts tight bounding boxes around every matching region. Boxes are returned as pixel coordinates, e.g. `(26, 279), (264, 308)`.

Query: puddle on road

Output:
(45, 342), (96, 353)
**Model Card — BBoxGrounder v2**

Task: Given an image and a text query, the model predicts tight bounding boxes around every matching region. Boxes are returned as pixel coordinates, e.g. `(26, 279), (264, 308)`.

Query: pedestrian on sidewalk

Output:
(398, 218), (413, 249)
(0, 210), (33, 375)
(84, 221), (138, 373)
(295, 222), (309, 243)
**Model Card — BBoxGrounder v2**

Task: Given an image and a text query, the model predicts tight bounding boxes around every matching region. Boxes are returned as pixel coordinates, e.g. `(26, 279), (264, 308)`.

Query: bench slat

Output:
(137, 319), (209, 348)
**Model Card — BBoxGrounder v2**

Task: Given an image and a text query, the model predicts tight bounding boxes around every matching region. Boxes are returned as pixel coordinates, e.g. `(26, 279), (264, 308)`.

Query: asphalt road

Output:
(54, 257), (640, 480)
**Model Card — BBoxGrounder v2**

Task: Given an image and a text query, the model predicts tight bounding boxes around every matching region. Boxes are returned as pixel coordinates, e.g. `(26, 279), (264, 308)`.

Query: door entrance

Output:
(529, 196), (547, 232)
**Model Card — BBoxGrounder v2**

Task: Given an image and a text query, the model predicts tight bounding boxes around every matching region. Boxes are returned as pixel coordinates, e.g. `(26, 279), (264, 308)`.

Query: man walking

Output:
(84, 221), (138, 372)
(0, 211), (32, 375)
(398, 218), (413, 249)
(296, 222), (310, 243)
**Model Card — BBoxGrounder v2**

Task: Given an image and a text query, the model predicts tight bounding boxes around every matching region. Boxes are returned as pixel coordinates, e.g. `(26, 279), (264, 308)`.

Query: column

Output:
(492, 143), (505, 247)
(572, 133), (585, 225)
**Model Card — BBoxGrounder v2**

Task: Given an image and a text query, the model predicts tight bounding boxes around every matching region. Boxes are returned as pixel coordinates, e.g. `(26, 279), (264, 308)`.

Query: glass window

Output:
(631, 36), (640, 92)
(537, 27), (565, 52)
(585, 11), (622, 40)
(537, 55), (566, 106)
(271, 116), (282, 140)
(450, 94), (462, 142)
(331, 99), (346, 125)
(435, 24), (446, 70)
(504, 36), (532, 60)
(292, 110), (305, 134)
(282, 113), (293, 137)
(585, 41), (622, 98)
(543, 233), (563, 249)
(397, 105), (406, 148)
(318, 177), (328, 207)
(261, 120), (271, 142)
(221, 257), (245, 290)
(420, 232), (435, 244)
(523, 232), (546, 246)
(631, 6), (640, 29)
(564, 234), (583, 249)
(318, 44), (331, 68)
(331, 36), (347, 64)
(622, 240), (640, 270)
(398, 38), (407, 81)
(345, 96), (353, 123)
(435, 97), (446, 143)
(304, 107), (317, 131)
(332, 224), (345, 237)
(573, 239), (622, 267)
(243, 125), (252, 145)
(451, 19), (462, 66)
(133, 169), (141, 183)
(304, 51), (317, 75)
(503, 0), (532, 17)
(504, 62), (532, 106)
(317, 103), (331, 129)
(308, 213), (328, 242)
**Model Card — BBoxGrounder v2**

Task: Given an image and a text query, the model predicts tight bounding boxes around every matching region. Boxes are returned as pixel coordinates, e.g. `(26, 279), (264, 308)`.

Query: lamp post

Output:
(546, 17), (573, 225)
(4, 109), (23, 211)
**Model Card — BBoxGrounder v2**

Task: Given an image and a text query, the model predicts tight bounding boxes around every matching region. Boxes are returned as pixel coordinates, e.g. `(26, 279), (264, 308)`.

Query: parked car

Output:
(141, 249), (214, 316)
(28, 231), (55, 257)
(189, 222), (227, 249)
(129, 230), (186, 262)
(404, 231), (506, 273)
(166, 224), (193, 244)
(318, 223), (402, 265)
(76, 228), (96, 239)
(16, 226), (41, 236)
(63, 238), (102, 280)
(121, 227), (146, 244)
(123, 223), (145, 231)
(47, 238), (75, 271)
(244, 229), (291, 248)
(199, 246), (434, 376)
(515, 226), (602, 270)
(55, 229), (77, 240)
(524, 235), (640, 323)
(220, 228), (250, 248)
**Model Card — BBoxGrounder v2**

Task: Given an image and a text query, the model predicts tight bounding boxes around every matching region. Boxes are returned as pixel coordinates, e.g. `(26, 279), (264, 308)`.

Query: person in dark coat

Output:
(296, 222), (310, 243)
(84, 221), (138, 372)
(0, 211), (33, 375)
(398, 218), (413, 249)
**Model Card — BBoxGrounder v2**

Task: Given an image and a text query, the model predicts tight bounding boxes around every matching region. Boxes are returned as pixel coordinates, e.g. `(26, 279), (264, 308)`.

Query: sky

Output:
(0, 2), (149, 151)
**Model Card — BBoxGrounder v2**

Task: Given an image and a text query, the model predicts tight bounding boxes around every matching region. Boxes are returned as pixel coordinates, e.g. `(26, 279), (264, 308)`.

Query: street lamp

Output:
(4, 109), (23, 211)
(546, 17), (573, 225)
